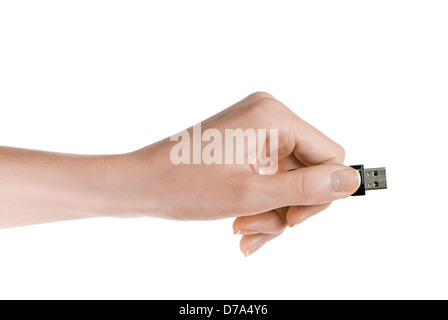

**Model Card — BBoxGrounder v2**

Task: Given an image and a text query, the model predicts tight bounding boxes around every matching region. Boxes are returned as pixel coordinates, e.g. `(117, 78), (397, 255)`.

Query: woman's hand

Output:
(0, 92), (360, 256)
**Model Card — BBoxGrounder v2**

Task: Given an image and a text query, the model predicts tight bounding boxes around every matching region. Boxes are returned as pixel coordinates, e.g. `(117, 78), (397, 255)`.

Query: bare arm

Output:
(0, 147), (115, 228)
(0, 92), (360, 256)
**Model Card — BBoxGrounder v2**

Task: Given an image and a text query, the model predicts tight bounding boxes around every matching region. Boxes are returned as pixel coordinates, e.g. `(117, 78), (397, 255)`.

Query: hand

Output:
(110, 92), (360, 256)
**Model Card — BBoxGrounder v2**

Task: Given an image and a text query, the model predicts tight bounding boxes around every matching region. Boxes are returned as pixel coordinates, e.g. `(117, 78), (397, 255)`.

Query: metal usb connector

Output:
(350, 165), (387, 196)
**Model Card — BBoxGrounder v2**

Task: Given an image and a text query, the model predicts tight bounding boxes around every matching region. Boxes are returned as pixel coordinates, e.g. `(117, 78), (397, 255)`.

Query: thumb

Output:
(244, 164), (360, 212)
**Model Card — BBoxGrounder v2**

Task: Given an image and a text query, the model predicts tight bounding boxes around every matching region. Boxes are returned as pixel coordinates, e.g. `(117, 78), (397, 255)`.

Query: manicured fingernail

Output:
(244, 241), (266, 257)
(331, 168), (360, 192)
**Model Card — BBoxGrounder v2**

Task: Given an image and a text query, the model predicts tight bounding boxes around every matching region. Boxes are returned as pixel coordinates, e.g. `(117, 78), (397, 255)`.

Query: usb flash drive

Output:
(350, 165), (387, 196)
(287, 164), (387, 196)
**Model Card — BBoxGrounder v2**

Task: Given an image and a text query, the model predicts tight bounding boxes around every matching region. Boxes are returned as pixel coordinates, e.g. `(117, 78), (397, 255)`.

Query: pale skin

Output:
(0, 92), (360, 256)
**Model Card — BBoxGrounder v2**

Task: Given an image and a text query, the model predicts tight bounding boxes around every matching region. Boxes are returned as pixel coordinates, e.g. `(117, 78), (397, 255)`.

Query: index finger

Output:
(290, 114), (346, 166)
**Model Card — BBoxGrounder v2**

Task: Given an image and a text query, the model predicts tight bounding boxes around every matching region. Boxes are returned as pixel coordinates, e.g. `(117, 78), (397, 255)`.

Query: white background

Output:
(0, 1), (447, 300)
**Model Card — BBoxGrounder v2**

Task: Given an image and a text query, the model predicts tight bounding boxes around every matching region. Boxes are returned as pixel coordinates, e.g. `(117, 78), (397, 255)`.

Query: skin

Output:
(0, 92), (360, 256)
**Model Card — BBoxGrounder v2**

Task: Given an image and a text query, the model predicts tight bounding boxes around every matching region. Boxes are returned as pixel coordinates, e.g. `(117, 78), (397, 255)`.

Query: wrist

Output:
(97, 147), (165, 219)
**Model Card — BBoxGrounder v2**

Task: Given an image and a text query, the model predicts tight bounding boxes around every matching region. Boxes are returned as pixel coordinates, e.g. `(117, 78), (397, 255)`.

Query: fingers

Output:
(243, 164), (360, 213)
(233, 204), (333, 257)
(251, 96), (346, 166)
(233, 210), (287, 235)
(290, 115), (346, 166)
(286, 203), (331, 227)
(230, 93), (351, 256)
(237, 94), (345, 167)
(233, 208), (287, 257)
(236, 205), (330, 257)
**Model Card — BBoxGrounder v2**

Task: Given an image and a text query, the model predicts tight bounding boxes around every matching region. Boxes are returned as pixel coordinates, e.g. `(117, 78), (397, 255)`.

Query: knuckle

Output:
(290, 171), (315, 204)
(249, 96), (284, 114)
(337, 143), (346, 162)
(247, 91), (274, 100)
(322, 142), (346, 164)
(331, 143), (346, 163)
(270, 216), (286, 233)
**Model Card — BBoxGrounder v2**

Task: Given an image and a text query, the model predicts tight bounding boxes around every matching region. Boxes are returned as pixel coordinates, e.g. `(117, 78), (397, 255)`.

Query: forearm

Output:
(0, 146), (119, 228)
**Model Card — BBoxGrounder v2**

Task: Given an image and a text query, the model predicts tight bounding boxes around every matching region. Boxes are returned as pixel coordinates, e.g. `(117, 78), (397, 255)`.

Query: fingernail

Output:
(234, 229), (260, 235)
(244, 241), (266, 257)
(240, 230), (260, 235)
(331, 168), (360, 192)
